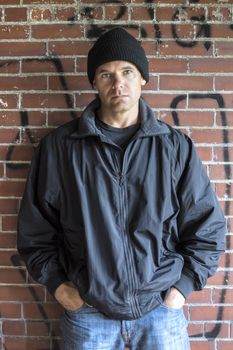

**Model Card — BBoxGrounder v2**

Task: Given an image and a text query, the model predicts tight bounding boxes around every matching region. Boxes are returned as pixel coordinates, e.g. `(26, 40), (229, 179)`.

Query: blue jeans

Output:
(61, 303), (190, 350)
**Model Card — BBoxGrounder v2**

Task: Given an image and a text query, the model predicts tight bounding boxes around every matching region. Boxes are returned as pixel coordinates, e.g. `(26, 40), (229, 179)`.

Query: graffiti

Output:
(171, 10), (211, 50)
(171, 93), (231, 339)
(10, 254), (60, 350)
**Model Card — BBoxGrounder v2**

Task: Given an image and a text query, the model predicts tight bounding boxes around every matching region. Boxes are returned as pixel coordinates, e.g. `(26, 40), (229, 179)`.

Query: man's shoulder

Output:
(156, 119), (190, 145)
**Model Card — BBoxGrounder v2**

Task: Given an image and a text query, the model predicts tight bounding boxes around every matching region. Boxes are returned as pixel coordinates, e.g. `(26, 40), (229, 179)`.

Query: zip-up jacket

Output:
(17, 98), (226, 320)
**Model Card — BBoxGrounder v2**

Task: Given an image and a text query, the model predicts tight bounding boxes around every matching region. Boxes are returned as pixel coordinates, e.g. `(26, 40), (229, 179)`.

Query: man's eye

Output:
(101, 73), (111, 79)
(124, 69), (133, 75)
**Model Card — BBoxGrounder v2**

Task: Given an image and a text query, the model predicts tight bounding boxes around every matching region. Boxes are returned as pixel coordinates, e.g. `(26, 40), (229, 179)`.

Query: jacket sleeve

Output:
(17, 139), (68, 295)
(173, 133), (226, 299)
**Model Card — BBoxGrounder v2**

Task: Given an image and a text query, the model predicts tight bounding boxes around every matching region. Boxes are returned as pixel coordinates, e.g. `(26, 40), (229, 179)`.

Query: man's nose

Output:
(112, 74), (124, 90)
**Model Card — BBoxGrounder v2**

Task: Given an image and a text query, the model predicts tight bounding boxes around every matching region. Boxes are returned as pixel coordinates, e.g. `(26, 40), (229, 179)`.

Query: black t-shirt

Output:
(95, 117), (140, 151)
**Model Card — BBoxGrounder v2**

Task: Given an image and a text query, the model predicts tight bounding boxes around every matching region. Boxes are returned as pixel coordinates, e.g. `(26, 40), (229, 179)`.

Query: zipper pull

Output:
(119, 174), (124, 186)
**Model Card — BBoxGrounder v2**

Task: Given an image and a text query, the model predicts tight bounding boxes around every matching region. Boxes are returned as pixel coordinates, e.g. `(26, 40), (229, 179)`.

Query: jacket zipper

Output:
(118, 155), (142, 319)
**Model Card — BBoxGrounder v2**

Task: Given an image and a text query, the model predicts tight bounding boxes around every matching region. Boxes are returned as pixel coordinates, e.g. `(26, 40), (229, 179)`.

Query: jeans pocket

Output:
(65, 303), (88, 314)
(161, 303), (183, 312)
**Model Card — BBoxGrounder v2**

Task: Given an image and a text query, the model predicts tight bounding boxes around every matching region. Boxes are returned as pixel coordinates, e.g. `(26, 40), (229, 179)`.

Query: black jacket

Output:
(17, 98), (226, 320)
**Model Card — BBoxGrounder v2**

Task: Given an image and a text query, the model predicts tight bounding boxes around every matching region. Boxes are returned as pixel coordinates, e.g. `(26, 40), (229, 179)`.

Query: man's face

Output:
(93, 60), (146, 116)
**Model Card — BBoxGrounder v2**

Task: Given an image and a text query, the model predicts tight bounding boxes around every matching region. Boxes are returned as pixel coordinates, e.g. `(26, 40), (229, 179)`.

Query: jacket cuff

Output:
(173, 272), (195, 299)
(46, 271), (68, 296)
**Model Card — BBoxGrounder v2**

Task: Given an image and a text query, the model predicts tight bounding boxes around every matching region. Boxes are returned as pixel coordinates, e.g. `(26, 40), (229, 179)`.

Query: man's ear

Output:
(92, 80), (96, 89)
(141, 79), (146, 86)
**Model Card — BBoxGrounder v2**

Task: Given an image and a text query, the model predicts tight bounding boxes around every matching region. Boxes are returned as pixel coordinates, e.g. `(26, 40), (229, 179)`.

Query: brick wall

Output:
(0, 0), (232, 349)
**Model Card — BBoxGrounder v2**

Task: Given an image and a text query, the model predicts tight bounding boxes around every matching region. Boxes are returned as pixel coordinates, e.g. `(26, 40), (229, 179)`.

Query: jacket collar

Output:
(69, 97), (170, 139)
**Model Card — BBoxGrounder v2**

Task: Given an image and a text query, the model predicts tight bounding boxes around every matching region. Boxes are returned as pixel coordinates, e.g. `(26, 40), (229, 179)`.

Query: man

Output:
(17, 28), (226, 349)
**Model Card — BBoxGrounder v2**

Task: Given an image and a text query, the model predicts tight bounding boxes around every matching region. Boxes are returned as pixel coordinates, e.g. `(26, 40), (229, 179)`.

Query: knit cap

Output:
(87, 27), (149, 84)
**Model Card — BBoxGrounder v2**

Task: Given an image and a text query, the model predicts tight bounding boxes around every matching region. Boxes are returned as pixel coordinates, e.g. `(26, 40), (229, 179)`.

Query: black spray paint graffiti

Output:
(171, 94), (231, 339)
(74, 0), (232, 50)
(1, 0), (232, 344)
(10, 255), (60, 350)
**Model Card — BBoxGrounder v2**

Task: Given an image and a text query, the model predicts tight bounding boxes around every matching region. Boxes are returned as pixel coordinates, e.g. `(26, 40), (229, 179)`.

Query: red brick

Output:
(0, 250), (18, 266)
(164, 23), (198, 41)
(3, 145), (34, 162)
(4, 338), (51, 350)
(142, 41), (159, 56)
(0, 198), (18, 214)
(0, 162), (4, 177)
(208, 271), (233, 286)
(2, 320), (26, 336)
(21, 127), (54, 144)
(55, 7), (76, 21)
(186, 289), (212, 304)
(4, 7), (28, 22)
(23, 0), (75, 3)
(6, 166), (30, 180)
(217, 341), (233, 350)
(76, 57), (87, 73)
(190, 340), (215, 350)
(0, 128), (19, 144)
(188, 322), (204, 337)
(0, 112), (23, 126)
(143, 93), (186, 109)
(48, 111), (78, 126)
(156, 7), (178, 21)
(0, 0), (19, 3)
(23, 302), (63, 319)
(205, 323), (229, 338)
(213, 146), (233, 163)
(2, 215), (18, 231)
(0, 25), (29, 39)
(30, 8), (52, 21)
(0, 233), (17, 249)
(0, 42), (45, 57)
(209, 164), (233, 180)
(190, 305), (233, 321)
(213, 289), (233, 304)
(0, 76), (46, 91)
(208, 7), (232, 22)
(195, 146), (213, 162)
(188, 95), (222, 109)
(21, 57), (75, 73)
(215, 182), (233, 199)
(0, 94), (18, 108)
(219, 253), (233, 269)
(191, 129), (233, 144)
(216, 77), (233, 91)
(219, 200), (233, 216)
(221, 94), (233, 110)
(159, 111), (214, 127)
(49, 75), (90, 91)
(0, 180), (25, 197)
(211, 24), (233, 38)
(159, 41), (213, 56)
(150, 57), (188, 73)
(0, 59), (19, 73)
(31, 24), (82, 39)
(26, 320), (50, 336)
(190, 58), (233, 73)
(130, 6), (152, 21)
(160, 75), (213, 91)
(22, 93), (74, 109)
(0, 303), (21, 318)
(0, 286), (45, 302)
(49, 40), (93, 56)
(75, 92), (95, 109)
(215, 42), (233, 56)
(80, 6), (103, 21)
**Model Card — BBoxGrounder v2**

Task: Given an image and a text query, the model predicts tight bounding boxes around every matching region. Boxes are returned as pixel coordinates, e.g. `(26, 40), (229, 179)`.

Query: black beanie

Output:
(87, 27), (149, 85)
